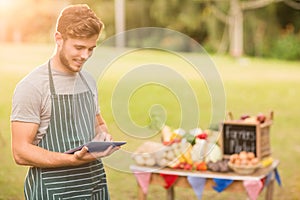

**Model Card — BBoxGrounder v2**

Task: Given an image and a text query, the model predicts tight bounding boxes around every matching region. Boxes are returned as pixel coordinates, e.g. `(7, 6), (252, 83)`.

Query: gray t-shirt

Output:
(11, 62), (100, 145)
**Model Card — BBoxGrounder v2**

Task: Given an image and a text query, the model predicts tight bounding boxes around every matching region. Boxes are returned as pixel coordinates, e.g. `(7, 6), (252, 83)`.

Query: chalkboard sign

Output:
(222, 123), (257, 156)
(220, 120), (272, 160)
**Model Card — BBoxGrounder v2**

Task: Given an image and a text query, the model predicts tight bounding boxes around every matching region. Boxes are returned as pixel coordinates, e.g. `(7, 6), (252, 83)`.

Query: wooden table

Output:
(130, 160), (279, 200)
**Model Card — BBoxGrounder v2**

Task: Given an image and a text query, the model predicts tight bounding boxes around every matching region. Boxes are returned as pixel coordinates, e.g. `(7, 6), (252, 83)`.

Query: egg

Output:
(240, 159), (248, 166)
(239, 151), (248, 160)
(251, 158), (259, 165)
(234, 158), (241, 166)
(247, 152), (255, 160)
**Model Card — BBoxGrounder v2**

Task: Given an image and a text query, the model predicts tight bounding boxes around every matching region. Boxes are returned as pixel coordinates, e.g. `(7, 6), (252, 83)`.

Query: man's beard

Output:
(59, 48), (71, 71)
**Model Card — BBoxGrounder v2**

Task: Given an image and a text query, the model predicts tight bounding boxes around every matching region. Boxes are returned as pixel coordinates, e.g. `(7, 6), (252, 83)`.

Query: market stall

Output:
(130, 112), (281, 200)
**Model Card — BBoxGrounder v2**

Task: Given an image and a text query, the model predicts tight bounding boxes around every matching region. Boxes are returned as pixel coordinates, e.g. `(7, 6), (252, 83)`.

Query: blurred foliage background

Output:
(0, 0), (300, 59)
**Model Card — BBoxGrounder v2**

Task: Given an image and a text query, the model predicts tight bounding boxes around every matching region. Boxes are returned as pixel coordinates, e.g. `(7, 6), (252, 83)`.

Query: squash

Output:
(204, 142), (222, 163)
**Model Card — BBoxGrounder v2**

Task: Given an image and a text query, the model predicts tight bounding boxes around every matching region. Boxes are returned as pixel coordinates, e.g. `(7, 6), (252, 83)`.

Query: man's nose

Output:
(81, 49), (90, 60)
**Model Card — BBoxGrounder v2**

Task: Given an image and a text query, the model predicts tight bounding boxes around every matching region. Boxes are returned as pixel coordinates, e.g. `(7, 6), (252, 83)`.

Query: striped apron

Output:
(24, 61), (110, 200)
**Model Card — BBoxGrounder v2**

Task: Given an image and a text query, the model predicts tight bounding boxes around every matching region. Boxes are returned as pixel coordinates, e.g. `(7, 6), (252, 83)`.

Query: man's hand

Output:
(73, 145), (120, 165)
(95, 114), (112, 141)
(92, 130), (112, 142)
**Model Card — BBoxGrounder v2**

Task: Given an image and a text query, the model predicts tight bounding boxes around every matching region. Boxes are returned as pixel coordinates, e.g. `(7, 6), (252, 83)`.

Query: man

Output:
(11, 4), (119, 199)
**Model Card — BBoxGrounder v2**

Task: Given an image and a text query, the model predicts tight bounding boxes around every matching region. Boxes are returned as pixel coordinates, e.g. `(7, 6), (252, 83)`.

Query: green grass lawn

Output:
(0, 43), (299, 199)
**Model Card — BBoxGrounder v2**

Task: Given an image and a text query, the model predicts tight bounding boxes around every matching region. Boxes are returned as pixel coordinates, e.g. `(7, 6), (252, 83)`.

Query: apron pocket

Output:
(41, 162), (106, 199)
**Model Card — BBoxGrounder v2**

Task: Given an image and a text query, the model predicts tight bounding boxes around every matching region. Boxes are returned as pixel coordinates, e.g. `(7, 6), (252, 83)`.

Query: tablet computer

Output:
(64, 141), (126, 154)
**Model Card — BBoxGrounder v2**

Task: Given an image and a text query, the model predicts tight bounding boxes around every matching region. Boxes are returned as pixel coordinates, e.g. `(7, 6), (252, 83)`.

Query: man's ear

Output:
(54, 32), (63, 47)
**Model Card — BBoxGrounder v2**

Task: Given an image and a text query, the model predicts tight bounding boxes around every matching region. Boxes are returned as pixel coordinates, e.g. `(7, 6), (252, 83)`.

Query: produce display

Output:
(132, 125), (229, 172)
(132, 113), (273, 175)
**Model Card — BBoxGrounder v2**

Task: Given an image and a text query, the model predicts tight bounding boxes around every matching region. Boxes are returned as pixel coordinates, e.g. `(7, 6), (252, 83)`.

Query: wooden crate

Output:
(219, 112), (273, 160)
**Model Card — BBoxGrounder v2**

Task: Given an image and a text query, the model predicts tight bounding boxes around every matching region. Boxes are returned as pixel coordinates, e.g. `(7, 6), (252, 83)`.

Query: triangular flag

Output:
(187, 176), (206, 200)
(212, 178), (233, 192)
(133, 171), (152, 194)
(160, 173), (178, 189)
(260, 177), (266, 192)
(243, 180), (263, 200)
(275, 168), (282, 186)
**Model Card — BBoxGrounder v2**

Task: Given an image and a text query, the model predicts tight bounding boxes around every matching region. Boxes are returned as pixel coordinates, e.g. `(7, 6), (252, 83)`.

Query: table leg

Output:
(167, 186), (174, 200)
(265, 179), (274, 200)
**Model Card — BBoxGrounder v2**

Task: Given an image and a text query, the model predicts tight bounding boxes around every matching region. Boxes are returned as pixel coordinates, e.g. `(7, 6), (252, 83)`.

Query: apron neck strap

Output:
(48, 60), (56, 95)
(79, 72), (93, 95)
(48, 59), (93, 95)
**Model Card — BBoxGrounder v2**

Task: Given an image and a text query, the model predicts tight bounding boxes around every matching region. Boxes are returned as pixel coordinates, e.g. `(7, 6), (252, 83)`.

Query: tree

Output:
(208, 0), (300, 57)
(149, 0), (210, 50)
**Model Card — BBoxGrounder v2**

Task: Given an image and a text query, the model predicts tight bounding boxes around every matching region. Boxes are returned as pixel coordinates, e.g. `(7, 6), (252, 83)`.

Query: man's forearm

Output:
(13, 143), (88, 168)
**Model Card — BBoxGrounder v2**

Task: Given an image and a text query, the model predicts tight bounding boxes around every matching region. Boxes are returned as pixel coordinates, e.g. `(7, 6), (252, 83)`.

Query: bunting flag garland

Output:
(131, 165), (281, 198)
(133, 171), (152, 194)
(159, 173), (178, 189)
(243, 180), (263, 200)
(187, 176), (206, 200)
(212, 178), (233, 192)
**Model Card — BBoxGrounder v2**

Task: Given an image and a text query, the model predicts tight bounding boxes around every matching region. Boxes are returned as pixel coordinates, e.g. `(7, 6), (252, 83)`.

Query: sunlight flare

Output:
(0, 0), (13, 8)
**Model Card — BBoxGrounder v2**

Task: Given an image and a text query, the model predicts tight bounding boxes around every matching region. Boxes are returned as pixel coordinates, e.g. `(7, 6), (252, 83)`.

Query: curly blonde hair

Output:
(56, 4), (104, 39)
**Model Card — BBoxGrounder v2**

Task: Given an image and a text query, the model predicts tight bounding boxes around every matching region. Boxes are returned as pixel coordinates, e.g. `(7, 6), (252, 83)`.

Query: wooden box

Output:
(220, 112), (273, 160)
